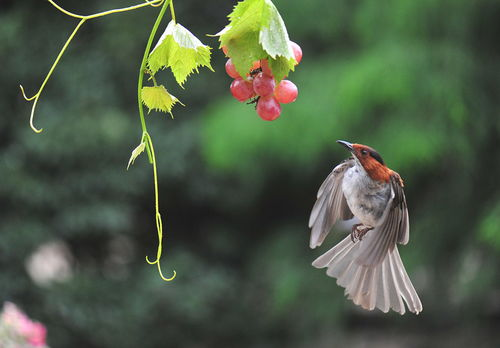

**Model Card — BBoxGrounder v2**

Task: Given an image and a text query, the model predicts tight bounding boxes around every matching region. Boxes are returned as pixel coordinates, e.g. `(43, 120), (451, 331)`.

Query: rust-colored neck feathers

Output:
(352, 144), (391, 183)
(360, 157), (391, 182)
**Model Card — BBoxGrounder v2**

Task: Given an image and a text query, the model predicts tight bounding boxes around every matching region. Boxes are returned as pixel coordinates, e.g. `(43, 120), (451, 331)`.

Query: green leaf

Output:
(222, 30), (267, 77)
(269, 56), (295, 82)
(259, 1), (295, 60)
(141, 85), (183, 116)
(218, 0), (295, 81)
(148, 20), (213, 87)
(127, 141), (146, 170)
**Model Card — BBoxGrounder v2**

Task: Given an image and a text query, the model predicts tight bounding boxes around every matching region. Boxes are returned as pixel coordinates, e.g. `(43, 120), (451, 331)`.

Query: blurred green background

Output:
(1, 0), (500, 346)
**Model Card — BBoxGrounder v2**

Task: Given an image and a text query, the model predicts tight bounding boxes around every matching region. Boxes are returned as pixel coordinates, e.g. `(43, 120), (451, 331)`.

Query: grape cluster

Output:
(223, 42), (302, 121)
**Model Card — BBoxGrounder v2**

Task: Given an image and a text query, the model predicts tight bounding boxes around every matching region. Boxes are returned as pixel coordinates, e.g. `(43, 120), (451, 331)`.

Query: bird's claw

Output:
(351, 224), (362, 243)
(350, 224), (373, 243)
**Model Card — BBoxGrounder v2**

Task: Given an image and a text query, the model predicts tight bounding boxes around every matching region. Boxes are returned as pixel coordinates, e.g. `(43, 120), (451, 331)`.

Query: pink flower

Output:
(26, 322), (47, 347)
(1, 302), (48, 347)
(1, 302), (30, 328)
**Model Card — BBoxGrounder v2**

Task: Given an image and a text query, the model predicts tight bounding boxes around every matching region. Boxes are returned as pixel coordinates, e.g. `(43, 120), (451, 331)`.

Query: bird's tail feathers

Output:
(312, 236), (422, 314)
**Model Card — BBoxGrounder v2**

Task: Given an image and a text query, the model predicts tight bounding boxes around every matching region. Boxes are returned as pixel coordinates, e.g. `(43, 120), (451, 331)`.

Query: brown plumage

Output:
(351, 144), (392, 183)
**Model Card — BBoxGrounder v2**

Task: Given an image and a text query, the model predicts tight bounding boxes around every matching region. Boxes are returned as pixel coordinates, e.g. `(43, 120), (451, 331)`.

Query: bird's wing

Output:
(309, 159), (354, 249)
(355, 172), (409, 266)
(391, 172), (410, 245)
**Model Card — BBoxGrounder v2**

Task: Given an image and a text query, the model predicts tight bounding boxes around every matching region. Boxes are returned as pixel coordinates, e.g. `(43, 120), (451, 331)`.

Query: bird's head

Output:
(336, 140), (391, 182)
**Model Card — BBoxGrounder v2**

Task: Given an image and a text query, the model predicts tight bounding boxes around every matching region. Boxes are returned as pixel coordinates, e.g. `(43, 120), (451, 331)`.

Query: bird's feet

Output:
(350, 224), (373, 243)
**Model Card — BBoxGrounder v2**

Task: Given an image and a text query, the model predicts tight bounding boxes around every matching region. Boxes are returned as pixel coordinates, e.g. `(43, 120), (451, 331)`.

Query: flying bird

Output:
(309, 140), (422, 314)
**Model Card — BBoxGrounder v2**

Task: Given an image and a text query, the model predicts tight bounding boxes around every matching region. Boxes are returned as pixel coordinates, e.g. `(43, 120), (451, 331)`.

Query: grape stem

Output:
(246, 96), (260, 105)
(19, 0), (165, 133)
(169, 0), (177, 23)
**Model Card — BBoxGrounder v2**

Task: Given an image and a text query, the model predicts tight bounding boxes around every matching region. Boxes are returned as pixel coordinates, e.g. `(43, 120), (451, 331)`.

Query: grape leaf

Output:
(217, 0), (295, 81)
(149, 20), (213, 87)
(259, 2), (294, 60)
(127, 141), (146, 170)
(269, 56), (295, 82)
(141, 85), (183, 116)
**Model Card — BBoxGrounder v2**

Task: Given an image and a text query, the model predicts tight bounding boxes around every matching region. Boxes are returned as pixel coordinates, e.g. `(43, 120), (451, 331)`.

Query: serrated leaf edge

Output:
(149, 20), (213, 87)
(141, 85), (184, 117)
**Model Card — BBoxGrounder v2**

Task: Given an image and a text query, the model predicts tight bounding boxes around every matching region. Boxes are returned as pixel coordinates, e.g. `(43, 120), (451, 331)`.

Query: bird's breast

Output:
(342, 165), (391, 227)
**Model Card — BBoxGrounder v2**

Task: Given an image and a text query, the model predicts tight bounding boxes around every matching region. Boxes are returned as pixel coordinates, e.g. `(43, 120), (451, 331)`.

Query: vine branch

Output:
(169, 0), (177, 23)
(22, 0), (178, 281)
(136, 0), (172, 162)
(20, 0), (164, 133)
(46, 0), (164, 19)
(137, 0), (176, 281)
(143, 132), (176, 281)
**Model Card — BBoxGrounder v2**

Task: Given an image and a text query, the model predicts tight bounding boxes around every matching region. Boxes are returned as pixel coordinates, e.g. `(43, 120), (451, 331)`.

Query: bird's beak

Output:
(336, 140), (354, 152)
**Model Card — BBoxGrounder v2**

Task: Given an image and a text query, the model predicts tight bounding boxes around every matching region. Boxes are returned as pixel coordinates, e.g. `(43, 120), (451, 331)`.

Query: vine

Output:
(136, 0), (176, 281)
(20, 0), (165, 133)
(21, 0), (178, 281)
(20, 0), (299, 281)
(135, 0), (171, 163)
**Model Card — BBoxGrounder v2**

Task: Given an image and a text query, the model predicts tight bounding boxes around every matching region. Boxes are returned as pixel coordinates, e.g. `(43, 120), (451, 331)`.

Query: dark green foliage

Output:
(0, 0), (499, 347)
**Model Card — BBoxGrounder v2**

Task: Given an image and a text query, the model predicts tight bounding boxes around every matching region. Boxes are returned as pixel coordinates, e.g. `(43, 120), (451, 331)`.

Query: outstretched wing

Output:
(309, 159), (354, 249)
(391, 172), (409, 245)
(355, 172), (410, 266)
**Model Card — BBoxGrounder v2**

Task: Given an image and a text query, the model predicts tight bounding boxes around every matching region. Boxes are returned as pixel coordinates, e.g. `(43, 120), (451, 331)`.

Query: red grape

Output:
(253, 72), (275, 97)
(290, 41), (302, 65)
(230, 78), (254, 101)
(256, 96), (281, 121)
(225, 59), (240, 79)
(274, 80), (298, 104)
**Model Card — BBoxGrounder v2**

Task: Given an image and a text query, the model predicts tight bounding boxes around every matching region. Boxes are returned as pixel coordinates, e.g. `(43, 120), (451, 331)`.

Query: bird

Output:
(308, 140), (422, 315)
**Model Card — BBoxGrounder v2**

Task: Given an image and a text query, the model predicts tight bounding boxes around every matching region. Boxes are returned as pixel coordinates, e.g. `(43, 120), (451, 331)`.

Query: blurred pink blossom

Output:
(1, 302), (48, 347)
(18, 320), (47, 347)
(1, 302), (30, 328)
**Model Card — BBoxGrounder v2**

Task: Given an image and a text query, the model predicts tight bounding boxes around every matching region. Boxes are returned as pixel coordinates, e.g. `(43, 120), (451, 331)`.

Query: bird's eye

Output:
(361, 149), (368, 155)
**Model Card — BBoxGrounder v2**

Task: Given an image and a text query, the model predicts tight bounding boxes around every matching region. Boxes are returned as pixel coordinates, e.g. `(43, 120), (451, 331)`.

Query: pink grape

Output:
(253, 72), (275, 97)
(230, 78), (254, 101)
(256, 96), (281, 121)
(225, 59), (240, 78)
(290, 41), (302, 65)
(274, 80), (298, 104)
